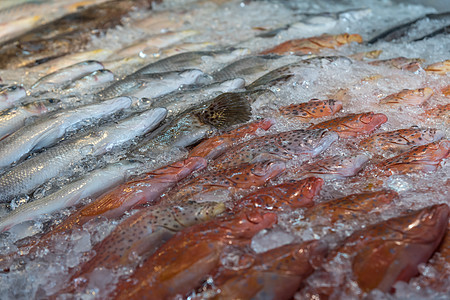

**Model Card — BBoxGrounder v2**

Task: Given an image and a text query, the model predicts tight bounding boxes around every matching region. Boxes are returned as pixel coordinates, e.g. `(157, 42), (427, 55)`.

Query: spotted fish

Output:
(422, 103), (450, 123)
(279, 99), (343, 120)
(296, 154), (369, 179)
(212, 129), (338, 170)
(309, 112), (387, 138)
(379, 88), (434, 106)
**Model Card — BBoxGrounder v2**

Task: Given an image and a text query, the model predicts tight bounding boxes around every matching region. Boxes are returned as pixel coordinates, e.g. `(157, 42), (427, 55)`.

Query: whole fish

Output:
(309, 112), (387, 138)
(96, 69), (210, 100)
(0, 108), (166, 203)
(368, 57), (424, 72)
(0, 85), (26, 110)
(111, 209), (278, 300)
(0, 160), (141, 232)
(235, 177), (324, 211)
(0, 0), (159, 69)
(0, 98), (61, 140)
(31, 60), (104, 93)
(422, 103), (450, 123)
(212, 129), (338, 170)
(54, 201), (226, 296)
(359, 127), (445, 155)
(210, 241), (327, 300)
(133, 91), (252, 156)
(301, 204), (449, 297)
(279, 99), (343, 120)
(189, 119), (274, 160)
(424, 59), (450, 75)
(260, 33), (362, 55)
(166, 160), (286, 203)
(61, 69), (114, 94)
(379, 88), (433, 106)
(0, 96), (132, 169)
(295, 154), (369, 179)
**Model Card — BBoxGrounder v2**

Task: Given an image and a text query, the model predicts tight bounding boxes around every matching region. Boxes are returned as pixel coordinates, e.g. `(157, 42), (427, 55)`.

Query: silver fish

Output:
(62, 69), (115, 94)
(0, 108), (167, 203)
(0, 86), (27, 111)
(0, 160), (141, 232)
(0, 96), (132, 169)
(212, 55), (280, 82)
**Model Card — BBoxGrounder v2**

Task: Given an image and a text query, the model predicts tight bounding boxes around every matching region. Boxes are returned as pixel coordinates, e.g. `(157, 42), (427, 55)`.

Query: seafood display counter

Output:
(0, 0), (449, 299)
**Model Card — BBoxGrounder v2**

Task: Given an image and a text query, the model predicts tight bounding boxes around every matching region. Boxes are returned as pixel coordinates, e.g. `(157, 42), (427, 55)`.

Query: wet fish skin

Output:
(379, 88), (434, 106)
(212, 241), (327, 300)
(111, 209), (278, 300)
(0, 96), (132, 169)
(422, 103), (450, 123)
(62, 69), (114, 94)
(279, 99), (343, 120)
(55, 201), (226, 296)
(213, 129), (338, 170)
(211, 55), (280, 82)
(359, 127), (445, 155)
(424, 59), (450, 75)
(368, 56), (424, 72)
(309, 112), (388, 138)
(297, 154), (369, 179)
(0, 108), (167, 203)
(167, 160), (286, 203)
(235, 177), (324, 211)
(0, 160), (141, 233)
(189, 119), (274, 160)
(0, 85), (26, 110)
(0, 98), (61, 140)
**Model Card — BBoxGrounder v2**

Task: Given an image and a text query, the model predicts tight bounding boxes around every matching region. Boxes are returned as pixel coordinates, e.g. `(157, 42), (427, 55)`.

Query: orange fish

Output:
(360, 127), (444, 155)
(260, 33), (362, 55)
(189, 119), (273, 160)
(425, 60), (450, 75)
(379, 88), (434, 106)
(235, 177), (324, 211)
(279, 99), (343, 120)
(309, 112), (388, 138)
(441, 84), (450, 97)
(369, 57), (424, 72)
(210, 241), (328, 300)
(423, 103), (450, 123)
(111, 209), (278, 300)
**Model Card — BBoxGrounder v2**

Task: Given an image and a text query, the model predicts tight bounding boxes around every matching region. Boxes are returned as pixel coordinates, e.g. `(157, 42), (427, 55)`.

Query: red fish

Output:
(212, 129), (338, 170)
(424, 59), (450, 75)
(210, 241), (328, 300)
(279, 99), (343, 120)
(359, 127), (444, 155)
(369, 57), (424, 72)
(379, 88), (434, 106)
(295, 154), (369, 179)
(111, 209), (278, 300)
(299, 204), (449, 298)
(52, 201), (226, 296)
(188, 119), (273, 160)
(309, 112), (388, 138)
(166, 160), (286, 203)
(260, 33), (362, 55)
(235, 177), (324, 211)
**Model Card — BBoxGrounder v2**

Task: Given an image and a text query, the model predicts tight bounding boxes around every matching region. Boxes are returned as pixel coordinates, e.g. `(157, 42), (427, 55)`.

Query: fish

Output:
(295, 154), (369, 179)
(210, 241), (327, 300)
(160, 42), (216, 57)
(424, 59), (450, 75)
(260, 33), (362, 55)
(61, 69), (115, 94)
(348, 49), (382, 61)
(235, 177), (324, 211)
(279, 99), (343, 120)
(379, 88), (434, 106)
(110, 209), (278, 300)
(0, 98), (61, 140)
(442, 85), (450, 97)
(54, 201), (226, 296)
(359, 127), (445, 155)
(0, 0), (159, 69)
(368, 57), (424, 72)
(0, 16), (43, 44)
(309, 112), (388, 138)
(96, 69), (210, 100)
(0, 160), (142, 233)
(31, 60), (104, 93)
(211, 55), (281, 82)
(166, 160), (286, 203)
(373, 140), (450, 176)
(422, 103), (450, 123)
(0, 85), (26, 111)
(212, 129), (338, 170)
(0, 96), (133, 169)
(189, 119), (274, 160)
(132, 91), (252, 156)
(0, 108), (167, 203)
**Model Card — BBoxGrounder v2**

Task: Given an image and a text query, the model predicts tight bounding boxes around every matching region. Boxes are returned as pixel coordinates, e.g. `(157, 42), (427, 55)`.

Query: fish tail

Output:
(197, 93), (252, 129)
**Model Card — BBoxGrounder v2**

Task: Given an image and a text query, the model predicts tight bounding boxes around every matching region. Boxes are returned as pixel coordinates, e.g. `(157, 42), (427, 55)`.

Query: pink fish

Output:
(295, 154), (369, 179)
(379, 88), (433, 106)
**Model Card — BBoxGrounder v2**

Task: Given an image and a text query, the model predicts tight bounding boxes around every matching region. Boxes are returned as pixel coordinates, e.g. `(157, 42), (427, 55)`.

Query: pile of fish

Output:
(0, 0), (448, 299)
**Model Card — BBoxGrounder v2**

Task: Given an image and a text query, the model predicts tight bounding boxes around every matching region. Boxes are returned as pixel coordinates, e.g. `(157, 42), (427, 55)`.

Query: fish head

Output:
(358, 112), (387, 133)
(148, 157), (207, 182)
(218, 209), (277, 240)
(23, 98), (61, 113)
(171, 201), (226, 227)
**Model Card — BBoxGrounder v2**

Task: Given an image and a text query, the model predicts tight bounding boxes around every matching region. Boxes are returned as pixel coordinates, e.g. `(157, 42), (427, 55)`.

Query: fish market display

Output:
(0, 0), (448, 299)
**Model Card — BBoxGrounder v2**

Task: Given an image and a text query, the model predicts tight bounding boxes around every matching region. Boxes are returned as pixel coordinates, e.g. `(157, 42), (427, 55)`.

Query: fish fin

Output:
(196, 93), (252, 129)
